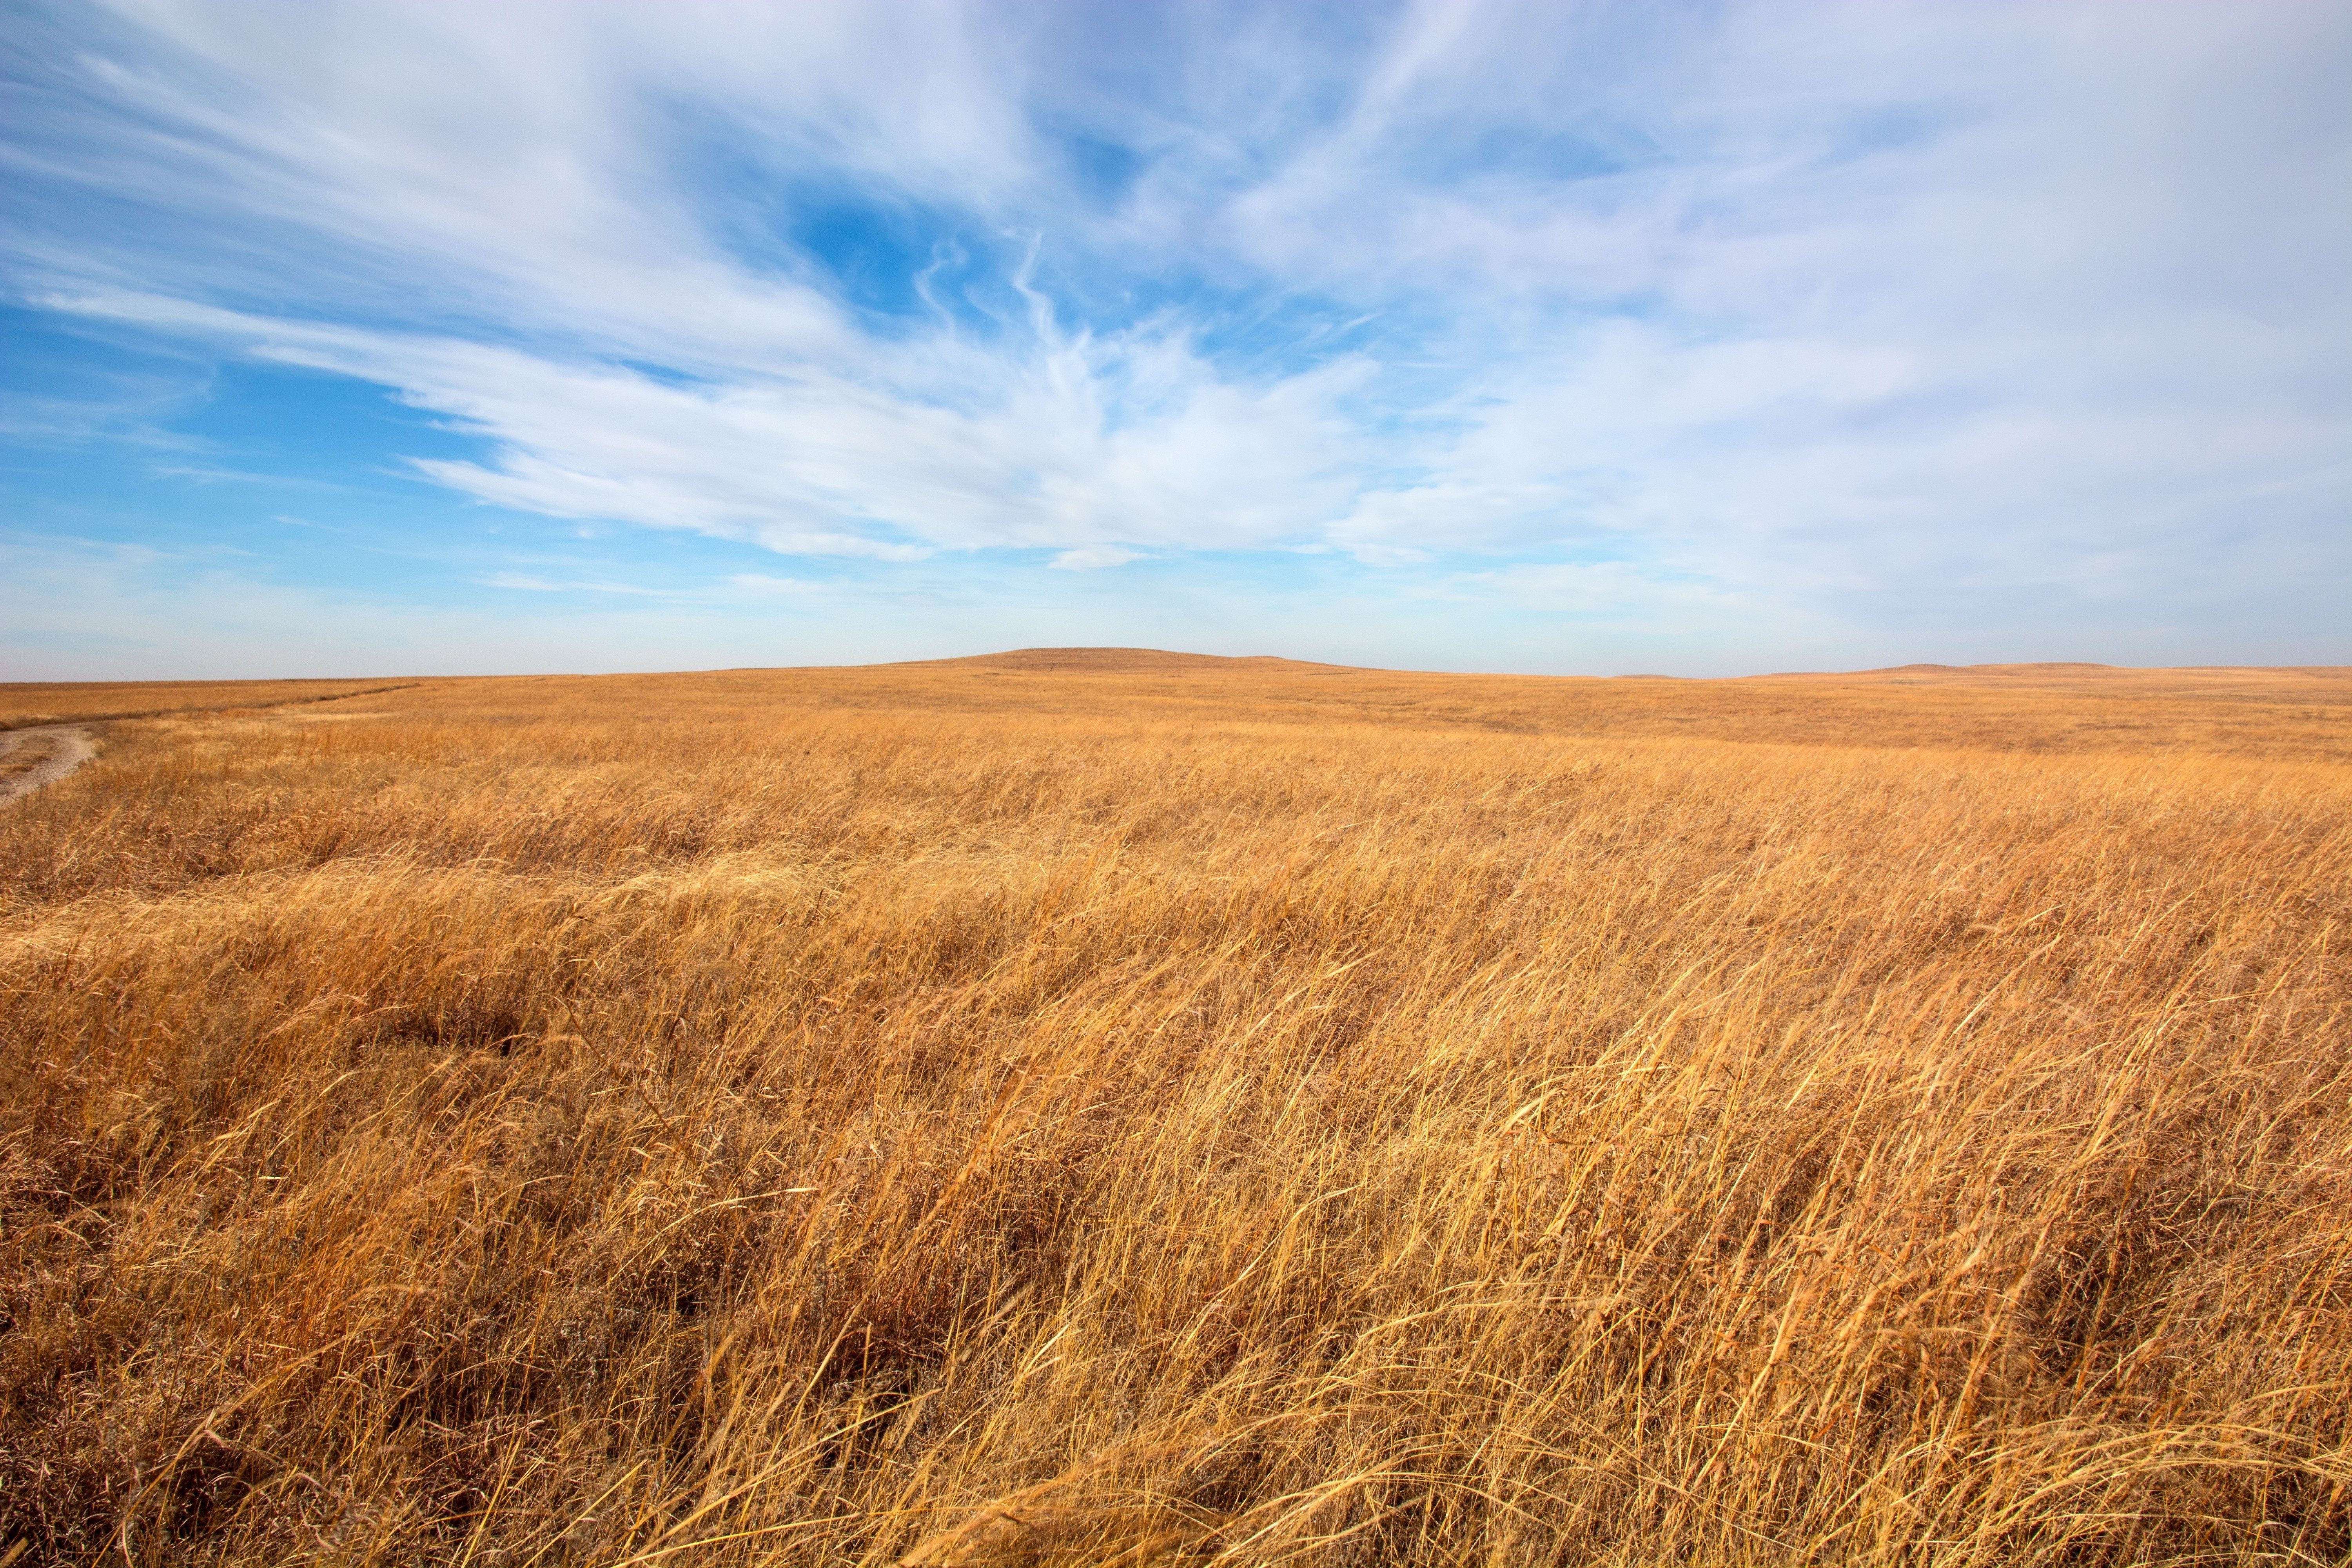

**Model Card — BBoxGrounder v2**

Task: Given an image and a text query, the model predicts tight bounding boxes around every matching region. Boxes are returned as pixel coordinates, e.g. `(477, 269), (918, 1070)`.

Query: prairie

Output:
(2, 653), (2348, 1565)
(0, 679), (419, 733)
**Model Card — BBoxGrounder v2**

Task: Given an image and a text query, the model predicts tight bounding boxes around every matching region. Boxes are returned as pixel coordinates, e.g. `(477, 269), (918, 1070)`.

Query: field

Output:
(2, 652), (2348, 1565)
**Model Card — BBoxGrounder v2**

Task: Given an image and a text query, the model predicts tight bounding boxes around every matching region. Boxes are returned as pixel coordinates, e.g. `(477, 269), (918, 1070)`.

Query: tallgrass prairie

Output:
(3, 654), (2347, 1565)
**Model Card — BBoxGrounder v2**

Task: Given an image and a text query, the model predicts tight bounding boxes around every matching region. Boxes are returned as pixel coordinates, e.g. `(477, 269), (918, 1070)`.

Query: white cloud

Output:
(475, 573), (669, 595)
(724, 573), (825, 598)
(49, 285), (1373, 561)
(1449, 561), (1757, 625)
(1048, 546), (1143, 571)
(3, 0), (2346, 667)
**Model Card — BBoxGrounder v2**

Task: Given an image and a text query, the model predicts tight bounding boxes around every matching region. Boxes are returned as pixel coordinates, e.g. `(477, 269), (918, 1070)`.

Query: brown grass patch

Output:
(2, 657), (2347, 1564)
(0, 679), (425, 731)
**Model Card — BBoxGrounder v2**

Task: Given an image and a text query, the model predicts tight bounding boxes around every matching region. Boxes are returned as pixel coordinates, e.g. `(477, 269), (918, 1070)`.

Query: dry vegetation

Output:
(2, 653), (2348, 1565)
(0, 679), (419, 732)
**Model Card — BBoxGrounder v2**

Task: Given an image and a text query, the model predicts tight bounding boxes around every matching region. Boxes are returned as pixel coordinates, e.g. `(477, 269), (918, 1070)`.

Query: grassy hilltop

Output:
(3, 654), (2348, 1564)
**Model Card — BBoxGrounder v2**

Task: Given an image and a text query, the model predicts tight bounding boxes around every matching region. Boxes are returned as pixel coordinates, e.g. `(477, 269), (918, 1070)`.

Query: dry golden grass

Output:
(0, 679), (421, 732)
(2, 654), (2347, 1565)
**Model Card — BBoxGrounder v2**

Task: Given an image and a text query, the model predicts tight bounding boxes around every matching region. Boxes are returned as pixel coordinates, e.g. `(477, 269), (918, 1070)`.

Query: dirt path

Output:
(0, 724), (97, 804)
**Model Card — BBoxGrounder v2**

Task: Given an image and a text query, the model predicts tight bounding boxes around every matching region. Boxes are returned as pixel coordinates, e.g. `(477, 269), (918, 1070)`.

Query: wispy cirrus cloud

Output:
(3, 0), (2346, 674)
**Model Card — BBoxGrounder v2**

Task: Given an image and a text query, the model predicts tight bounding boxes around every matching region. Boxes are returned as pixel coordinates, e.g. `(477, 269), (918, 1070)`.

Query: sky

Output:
(3, 0), (2347, 679)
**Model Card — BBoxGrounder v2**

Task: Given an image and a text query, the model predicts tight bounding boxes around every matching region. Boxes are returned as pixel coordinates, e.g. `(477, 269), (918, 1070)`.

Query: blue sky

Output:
(4, 0), (2347, 679)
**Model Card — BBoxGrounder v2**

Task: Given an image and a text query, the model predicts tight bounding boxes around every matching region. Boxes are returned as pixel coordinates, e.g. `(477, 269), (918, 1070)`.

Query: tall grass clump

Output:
(2, 660), (2347, 1564)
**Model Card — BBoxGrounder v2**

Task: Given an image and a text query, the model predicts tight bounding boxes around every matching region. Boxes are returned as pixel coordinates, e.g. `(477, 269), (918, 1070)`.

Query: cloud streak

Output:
(3, 0), (2346, 671)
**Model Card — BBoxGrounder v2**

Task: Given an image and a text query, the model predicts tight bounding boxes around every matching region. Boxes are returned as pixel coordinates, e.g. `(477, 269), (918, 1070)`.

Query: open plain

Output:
(2, 653), (2348, 1564)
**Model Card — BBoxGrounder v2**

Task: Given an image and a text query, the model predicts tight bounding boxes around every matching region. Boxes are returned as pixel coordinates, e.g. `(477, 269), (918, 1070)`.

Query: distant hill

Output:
(901, 647), (1348, 674)
(1751, 662), (2349, 685)
(891, 651), (2348, 683)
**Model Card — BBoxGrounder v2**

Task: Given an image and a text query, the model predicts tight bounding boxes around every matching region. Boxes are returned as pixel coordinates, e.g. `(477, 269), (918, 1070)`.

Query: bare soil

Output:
(0, 725), (95, 804)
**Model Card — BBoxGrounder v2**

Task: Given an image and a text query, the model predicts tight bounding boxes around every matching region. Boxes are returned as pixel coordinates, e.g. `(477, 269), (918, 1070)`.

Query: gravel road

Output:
(0, 725), (97, 804)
